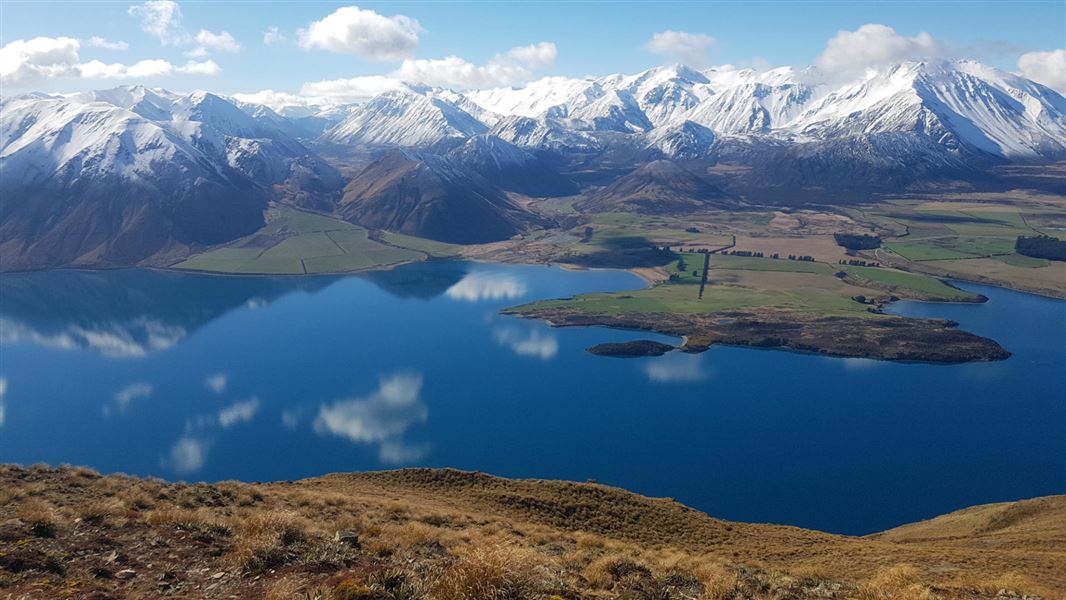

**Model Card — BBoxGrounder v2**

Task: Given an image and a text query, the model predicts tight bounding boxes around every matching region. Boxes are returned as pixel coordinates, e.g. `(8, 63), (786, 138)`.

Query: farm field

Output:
(174, 208), (425, 275)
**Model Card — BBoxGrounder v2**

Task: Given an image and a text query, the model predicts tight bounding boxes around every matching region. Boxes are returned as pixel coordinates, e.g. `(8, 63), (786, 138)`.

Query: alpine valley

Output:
(3, 59), (1066, 271)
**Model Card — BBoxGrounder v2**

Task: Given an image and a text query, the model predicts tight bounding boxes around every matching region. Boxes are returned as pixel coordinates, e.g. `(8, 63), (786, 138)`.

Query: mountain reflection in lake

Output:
(1, 264), (1064, 535)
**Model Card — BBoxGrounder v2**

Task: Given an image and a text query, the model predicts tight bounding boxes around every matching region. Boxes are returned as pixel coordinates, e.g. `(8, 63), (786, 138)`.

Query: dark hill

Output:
(338, 150), (550, 244)
(577, 160), (731, 214)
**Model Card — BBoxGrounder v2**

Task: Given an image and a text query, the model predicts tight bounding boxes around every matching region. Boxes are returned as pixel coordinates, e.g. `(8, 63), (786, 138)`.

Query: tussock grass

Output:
(0, 464), (1062, 599)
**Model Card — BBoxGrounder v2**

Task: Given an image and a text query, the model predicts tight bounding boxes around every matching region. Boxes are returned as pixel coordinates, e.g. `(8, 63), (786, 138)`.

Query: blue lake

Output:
(0, 262), (1063, 535)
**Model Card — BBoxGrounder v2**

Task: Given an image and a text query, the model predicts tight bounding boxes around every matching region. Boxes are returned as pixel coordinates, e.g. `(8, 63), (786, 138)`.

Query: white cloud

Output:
(298, 5), (420, 60)
(178, 59), (221, 75)
(642, 352), (706, 383)
(128, 0), (189, 46)
(298, 75), (405, 103)
(263, 26), (287, 46)
(445, 272), (528, 302)
(0, 36), (82, 85)
(217, 398), (260, 428)
(168, 436), (208, 474)
(392, 42), (557, 88)
(87, 36), (129, 51)
(111, 382), (153, 414)
(815, 24), (942, 79)
(79, 57), (211, 79)
(644, 30), (715, 67)
(296, 41), (555, 100)
(204, 373), (227, 394)
(494, 327), (558, 360)
(232, 89), (333, 112)
(1018, 49), (1066, 94)
(1, 35), (220, 85)
(314, 372), (428, 464)
(189, 29), (241, 57)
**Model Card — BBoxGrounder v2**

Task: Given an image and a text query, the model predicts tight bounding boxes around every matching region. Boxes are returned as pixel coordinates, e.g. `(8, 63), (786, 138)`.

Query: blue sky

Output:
(2, 1), (1064, 98)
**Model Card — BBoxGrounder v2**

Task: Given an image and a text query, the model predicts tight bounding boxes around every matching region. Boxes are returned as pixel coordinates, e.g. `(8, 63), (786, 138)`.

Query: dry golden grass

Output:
(0, 464), (1063, 599)
(853, 565), (937, 600)
(431, 545), (551, 600)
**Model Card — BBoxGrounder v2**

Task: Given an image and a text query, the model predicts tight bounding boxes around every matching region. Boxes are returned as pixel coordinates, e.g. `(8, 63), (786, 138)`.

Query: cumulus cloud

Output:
(187, 29), (240, 57)
(1018, 49), (1066, 94)
(445, 272), (528, 302)
(298, 5), (421, 60)
(644, 30), (715, 67)
(298, 75), (405, 103)
(263, 26), (287, 46)
(77, 57), (219, 79)
(0, 36), (82, 85)
(178, 59), (221, 75)
(1, 36), (220, 85)
(314, 372), (429, 464)
(233, 89), (331, 111)
(393, 42), (557, 88)
(128, 0), (189, 46)
(494, 327), (558, 360)
(87, 36), (129, 51)
(295, 41), (555, 100)
(217, 398), (260, 428)
(815, 24), (942, 79)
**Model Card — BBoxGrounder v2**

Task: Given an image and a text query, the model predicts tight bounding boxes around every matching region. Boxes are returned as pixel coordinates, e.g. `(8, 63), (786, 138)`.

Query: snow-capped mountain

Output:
(0, 87), (342, 269)
(797, 61), (1066, 158)
(4, 58), (1066, 269)
(321, 87), (487, 147)
(307, 59), (1066, 162)
(447, 134), (578, 196)
(645, 120), (716, 159)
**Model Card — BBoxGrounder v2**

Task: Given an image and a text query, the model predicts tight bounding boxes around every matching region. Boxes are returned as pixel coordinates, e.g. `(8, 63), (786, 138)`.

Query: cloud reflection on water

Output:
(105, 382), (153, 416)
(313, 371), (429, 465)
(0, 317), (186, 358)
(493, 326), (559, 360)
(0, 377), (7, 427)
(642, 352), (707, 383)
(445, 272), (527, 302)
(163, 397), (261, 475)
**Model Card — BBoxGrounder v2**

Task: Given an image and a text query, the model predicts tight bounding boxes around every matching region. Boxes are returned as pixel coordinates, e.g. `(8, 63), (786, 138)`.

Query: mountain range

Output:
(2, 59), (1065, 269)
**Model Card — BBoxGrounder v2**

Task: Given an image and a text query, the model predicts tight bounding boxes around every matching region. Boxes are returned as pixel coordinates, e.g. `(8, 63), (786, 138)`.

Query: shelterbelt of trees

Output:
(1016, 234), (1066, 261)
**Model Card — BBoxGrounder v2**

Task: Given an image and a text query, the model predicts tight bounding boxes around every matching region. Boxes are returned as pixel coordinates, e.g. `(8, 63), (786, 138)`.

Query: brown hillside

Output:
(1, 465), (1062, 599)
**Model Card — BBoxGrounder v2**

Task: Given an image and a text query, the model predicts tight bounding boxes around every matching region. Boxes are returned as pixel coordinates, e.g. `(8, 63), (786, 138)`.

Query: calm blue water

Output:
(0, 263), (1063, 535)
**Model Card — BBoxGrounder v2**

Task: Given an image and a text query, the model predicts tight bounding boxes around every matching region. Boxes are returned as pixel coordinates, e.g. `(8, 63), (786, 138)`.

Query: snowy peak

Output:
(322, 87), (487, 147)
(799, 59), (1066, 158)
(646, 120), (716, 159)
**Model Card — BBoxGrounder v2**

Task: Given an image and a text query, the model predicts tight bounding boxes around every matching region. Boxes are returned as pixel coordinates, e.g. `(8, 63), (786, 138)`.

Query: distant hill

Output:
(338, 150), (550, 244)
(577, 160), (731, 214)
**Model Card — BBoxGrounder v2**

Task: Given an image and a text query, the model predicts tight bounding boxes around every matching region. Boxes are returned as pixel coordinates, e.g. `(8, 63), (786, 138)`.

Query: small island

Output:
(587, 339), (676, 357)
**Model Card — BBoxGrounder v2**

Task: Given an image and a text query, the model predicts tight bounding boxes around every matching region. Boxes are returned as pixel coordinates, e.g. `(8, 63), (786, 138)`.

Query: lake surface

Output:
(1, 262), (1064, 535)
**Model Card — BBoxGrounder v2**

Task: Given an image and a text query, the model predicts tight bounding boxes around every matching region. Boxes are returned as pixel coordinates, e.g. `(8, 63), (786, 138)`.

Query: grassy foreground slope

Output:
(1, 465), (1062, 599)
